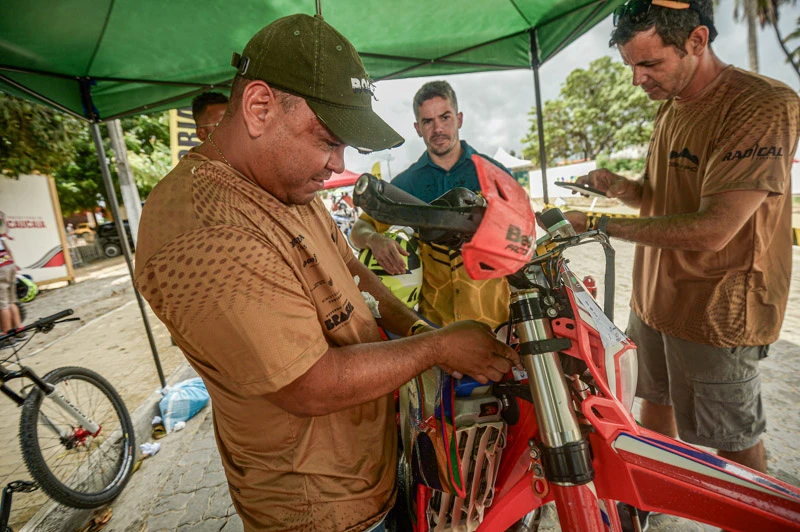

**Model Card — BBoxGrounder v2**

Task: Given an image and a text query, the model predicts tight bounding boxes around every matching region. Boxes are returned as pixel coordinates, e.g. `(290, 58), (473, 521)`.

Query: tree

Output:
(0, 93), (82, 177)
(54, 115), (172, 215)
(521, 57), (660, 167)
(118, 113), (171, 198)
(786, 17), (800, 67)
(53, 124), (114, 216)
(1, 92), (172, 216)
(732, 0), (800, 80)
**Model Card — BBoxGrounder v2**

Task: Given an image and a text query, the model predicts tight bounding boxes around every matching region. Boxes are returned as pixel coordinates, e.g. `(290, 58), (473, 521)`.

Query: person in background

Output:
(191, 91), (229, 142)
(350, 80), (511, 329)
(0, 216), (22, 348)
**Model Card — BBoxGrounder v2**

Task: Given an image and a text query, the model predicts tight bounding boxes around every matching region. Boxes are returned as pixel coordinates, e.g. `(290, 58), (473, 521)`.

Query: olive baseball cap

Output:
(231, 14), (404, 153)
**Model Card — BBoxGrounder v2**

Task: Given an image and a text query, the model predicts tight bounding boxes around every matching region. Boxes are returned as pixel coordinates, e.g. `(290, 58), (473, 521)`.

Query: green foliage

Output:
(120, 113), (170, 156)
(0, 93), (82, 177)
(522, 57), (659, 167)
(1, 92), (172, 215)
(785, 16), (800, 65)
(594, 154), (646, 176)
(53, 125), (114, 215)
(127, 142), (171, 198)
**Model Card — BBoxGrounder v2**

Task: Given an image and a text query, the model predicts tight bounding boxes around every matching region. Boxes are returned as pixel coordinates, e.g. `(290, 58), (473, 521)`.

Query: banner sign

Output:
(169, 108), (200, 167)
(0, 174), (74, 284)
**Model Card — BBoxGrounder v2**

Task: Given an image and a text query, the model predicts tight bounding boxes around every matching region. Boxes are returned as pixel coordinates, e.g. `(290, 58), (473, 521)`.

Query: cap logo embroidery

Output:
(350, 78), (374, 95)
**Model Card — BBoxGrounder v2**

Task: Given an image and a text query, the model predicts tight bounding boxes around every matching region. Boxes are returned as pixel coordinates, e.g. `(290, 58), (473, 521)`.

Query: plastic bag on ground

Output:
(159, 377), (209, 432)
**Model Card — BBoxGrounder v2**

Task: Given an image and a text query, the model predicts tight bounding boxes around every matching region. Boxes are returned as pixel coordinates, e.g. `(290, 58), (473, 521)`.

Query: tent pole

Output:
(80, 79), (167, 389)
(529, 29), (549, 206)
(88, 122), (167, 389)
(107, 119), (143, 248)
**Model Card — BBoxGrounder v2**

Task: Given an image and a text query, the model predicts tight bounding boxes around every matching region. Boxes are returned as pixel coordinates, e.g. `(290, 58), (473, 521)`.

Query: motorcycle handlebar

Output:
(352, 173), (484, 241)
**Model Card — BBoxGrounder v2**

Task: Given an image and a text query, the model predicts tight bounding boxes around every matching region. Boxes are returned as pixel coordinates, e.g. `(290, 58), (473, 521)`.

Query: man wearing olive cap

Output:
(134, 14), (518, 531)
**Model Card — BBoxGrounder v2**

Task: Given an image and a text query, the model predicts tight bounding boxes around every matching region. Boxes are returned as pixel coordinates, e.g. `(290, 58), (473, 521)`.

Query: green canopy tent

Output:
(0, 0), (625, 385)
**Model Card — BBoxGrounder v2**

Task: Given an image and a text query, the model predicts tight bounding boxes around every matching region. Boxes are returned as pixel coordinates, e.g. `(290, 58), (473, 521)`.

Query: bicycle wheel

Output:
(19, 366), (136, 508)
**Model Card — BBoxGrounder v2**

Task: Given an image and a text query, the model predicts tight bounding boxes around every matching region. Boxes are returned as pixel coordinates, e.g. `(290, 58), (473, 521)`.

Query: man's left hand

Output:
(563, 210), (589, 233)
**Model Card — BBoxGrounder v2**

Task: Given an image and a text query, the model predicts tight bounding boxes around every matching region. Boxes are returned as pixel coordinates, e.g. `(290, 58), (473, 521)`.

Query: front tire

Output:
(19, 367), (136, 509)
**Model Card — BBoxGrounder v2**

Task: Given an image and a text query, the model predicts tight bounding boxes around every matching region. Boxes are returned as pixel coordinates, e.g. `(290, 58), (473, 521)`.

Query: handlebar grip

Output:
(376, 180), (429, 206)
(36, 309), (74, 325)
(1, 309), (75, 340)
(353, 173), (484, 243)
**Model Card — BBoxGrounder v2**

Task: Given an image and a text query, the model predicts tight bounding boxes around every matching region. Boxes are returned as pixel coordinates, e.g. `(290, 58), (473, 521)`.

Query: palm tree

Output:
(731, 0), (799, 81)
(785, 18), (800, 68)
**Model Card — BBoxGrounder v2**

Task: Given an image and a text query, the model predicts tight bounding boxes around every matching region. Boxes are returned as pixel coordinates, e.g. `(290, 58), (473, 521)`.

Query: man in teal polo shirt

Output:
(350, 81), (511, 328)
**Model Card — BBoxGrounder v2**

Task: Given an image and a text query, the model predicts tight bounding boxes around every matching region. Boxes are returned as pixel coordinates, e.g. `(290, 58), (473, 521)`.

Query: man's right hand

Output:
(367, 233), (409, 275)
(577, 169), (642, 207)
(435, 321), (521, 384)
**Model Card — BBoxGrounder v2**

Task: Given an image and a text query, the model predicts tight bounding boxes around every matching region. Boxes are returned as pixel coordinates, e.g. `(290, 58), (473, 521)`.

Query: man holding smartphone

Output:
(567, 0), (798, 478)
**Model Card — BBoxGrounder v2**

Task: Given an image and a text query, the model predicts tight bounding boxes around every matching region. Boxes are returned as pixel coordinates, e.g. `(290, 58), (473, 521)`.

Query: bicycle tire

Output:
(19, 366), (136, 509)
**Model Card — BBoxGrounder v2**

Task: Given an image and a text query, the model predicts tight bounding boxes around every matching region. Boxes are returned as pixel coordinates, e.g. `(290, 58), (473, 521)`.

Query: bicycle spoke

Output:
(30, 374), (128, 495)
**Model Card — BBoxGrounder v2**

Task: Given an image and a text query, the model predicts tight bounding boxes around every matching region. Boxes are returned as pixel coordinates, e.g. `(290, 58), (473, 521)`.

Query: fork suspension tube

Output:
(44, 389), (101, 435)
(510, 289), (602, 531)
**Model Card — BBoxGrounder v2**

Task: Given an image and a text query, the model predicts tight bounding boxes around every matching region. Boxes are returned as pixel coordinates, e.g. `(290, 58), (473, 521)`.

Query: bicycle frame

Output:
(1, 311), (101, 438)
(352, 160), (800, 532)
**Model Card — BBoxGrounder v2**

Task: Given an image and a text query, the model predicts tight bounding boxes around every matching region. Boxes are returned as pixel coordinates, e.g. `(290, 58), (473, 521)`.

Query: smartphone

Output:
(555, 181), (607, 199)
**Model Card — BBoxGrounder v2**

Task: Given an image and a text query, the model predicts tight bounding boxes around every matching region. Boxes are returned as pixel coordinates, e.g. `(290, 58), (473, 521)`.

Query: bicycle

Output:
(353, 156), (800, 531)
(0, 309), (135, 531)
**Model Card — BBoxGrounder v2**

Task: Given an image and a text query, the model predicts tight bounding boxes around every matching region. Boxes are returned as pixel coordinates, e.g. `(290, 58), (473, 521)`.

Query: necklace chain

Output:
(207, 131), (231, 167)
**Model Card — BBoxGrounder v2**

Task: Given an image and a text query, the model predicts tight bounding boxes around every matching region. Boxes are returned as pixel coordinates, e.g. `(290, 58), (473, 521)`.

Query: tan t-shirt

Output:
(631, 67), (799, 347)
(134, 153), (395, 531)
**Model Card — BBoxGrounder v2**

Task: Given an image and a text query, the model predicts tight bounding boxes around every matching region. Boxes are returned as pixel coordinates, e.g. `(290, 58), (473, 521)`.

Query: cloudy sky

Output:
(345, 0), (800, 178)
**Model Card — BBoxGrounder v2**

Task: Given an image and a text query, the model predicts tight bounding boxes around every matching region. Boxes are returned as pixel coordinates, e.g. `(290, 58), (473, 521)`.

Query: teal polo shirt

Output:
(390, 141), (509, 203)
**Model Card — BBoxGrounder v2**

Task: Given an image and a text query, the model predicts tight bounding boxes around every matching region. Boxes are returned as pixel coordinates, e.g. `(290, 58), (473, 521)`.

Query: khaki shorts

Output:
(627, 312), (766, 452)
(0, 264), (17, 310)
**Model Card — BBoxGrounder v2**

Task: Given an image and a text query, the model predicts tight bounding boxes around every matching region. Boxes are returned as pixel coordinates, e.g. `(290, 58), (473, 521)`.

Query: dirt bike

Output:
(353, 156), (800, 532)
(331, 196), (359, 250)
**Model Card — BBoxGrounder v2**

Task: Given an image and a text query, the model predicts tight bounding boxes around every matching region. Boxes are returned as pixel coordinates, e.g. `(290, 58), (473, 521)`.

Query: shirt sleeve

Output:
(703, 86), (800, 197)
(137, 226), (329, 395)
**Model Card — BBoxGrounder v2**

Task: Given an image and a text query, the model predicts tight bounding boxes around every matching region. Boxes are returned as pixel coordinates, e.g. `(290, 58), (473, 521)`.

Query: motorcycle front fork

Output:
(510, 288), (605, 532)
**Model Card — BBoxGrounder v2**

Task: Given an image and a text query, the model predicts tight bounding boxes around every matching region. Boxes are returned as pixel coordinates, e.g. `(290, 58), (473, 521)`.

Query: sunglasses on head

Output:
(613, 0), (716, 36)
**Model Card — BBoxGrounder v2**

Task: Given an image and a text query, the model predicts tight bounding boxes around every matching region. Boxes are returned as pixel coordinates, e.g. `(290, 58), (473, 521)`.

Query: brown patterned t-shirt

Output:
(134, 153), (395, 530)
(631, 67), (799, 347)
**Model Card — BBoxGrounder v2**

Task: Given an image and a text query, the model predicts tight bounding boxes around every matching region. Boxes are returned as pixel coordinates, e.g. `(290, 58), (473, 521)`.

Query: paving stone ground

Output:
(104, 404), (242, 532)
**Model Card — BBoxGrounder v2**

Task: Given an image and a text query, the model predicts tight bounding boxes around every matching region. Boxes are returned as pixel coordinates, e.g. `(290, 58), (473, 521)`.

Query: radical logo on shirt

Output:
(670, 148), (699, 165)
(722, 144), (785, 162)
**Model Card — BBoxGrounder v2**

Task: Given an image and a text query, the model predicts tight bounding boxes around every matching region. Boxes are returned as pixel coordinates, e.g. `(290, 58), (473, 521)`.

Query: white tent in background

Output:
(493, 148), (533, 171)
(529, 160), (597, 200)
